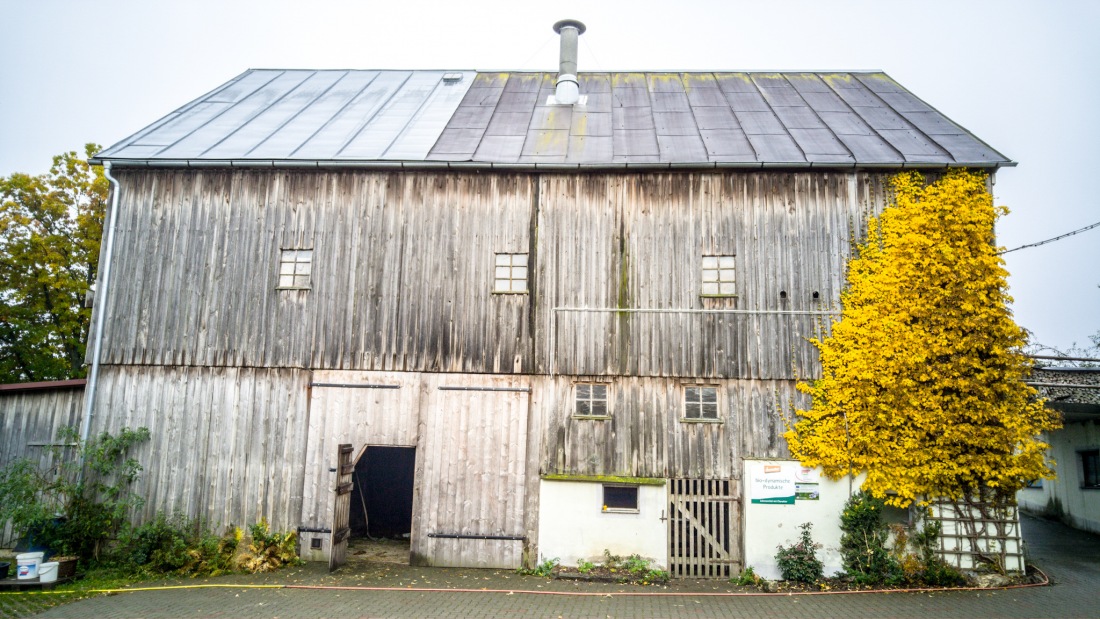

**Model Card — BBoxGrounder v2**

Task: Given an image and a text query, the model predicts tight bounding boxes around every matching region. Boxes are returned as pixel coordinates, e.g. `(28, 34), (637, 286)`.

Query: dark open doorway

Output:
(350, 446), (416, 540)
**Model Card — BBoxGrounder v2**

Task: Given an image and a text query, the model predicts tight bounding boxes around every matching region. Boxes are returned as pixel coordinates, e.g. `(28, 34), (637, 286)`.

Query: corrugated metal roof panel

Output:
(96, 70), (1011, 169)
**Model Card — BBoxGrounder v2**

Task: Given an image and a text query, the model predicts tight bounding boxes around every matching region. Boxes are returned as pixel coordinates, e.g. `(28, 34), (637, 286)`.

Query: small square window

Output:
(278, 249), (313, 289)
(701, 255), (736, 297)
(1081, 449), (1100, 489)
(493, 253), (529, 294)
(575, 383), (609, 417)
(602, 485), (638, 512)
(684, 386), (719, 420)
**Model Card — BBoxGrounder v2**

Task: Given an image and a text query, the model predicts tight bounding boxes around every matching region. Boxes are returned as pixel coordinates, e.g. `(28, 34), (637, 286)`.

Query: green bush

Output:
(839, 492), (900, 585)
(732, 565), (759, 586)
(518, 557), (558, 576)
(0, 426), (150, 564)
(775, 522), (824, 583)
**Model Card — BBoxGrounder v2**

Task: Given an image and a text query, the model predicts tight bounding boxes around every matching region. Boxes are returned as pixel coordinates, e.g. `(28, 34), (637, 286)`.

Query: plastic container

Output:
(16, 551), (44, 580)
(0, 561), (10, 579)
(38, 561), (59, 583)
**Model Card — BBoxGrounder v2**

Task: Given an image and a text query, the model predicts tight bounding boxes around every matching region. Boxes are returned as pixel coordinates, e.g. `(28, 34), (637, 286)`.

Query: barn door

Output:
(413, 382), (530, 569)
(668, 478), (742, 578)
(329, 444), (354, 572)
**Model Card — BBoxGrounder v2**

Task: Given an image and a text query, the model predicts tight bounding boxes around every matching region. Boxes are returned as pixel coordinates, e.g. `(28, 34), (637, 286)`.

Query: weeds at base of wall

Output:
(526, 550), (671, 585)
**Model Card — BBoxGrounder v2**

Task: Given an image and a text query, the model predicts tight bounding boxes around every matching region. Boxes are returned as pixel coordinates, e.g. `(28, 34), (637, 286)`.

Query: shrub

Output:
(518, 557), (558, 576)
(732, 565), (760, 586)
(775, 522), (823, 583)
(0, 426), (150, 564)
(839, 492), (899, 585)
(237, 519), (301, 573)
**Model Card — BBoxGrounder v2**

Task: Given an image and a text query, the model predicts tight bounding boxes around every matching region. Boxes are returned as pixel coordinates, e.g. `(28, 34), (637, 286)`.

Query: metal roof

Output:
(94, 69), (1012, 170)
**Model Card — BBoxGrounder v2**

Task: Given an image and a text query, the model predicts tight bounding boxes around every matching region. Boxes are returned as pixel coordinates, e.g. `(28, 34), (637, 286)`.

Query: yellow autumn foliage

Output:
(785, 170), (1060, 507)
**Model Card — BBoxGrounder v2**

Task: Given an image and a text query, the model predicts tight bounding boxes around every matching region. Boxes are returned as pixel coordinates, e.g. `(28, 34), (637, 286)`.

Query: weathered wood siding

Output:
(539, 173), (883, 379)
(0, 385), (85, 545)
(97, 170), (536, 373)
(95, 170), (889, 380)
(539, 376), (804, 480)
(89, 365), (311, 531)
(0, 385), (84, 468)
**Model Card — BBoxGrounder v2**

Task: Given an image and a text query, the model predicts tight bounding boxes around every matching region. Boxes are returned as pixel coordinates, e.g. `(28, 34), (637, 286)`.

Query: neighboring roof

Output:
(0, 379), (86, 394)
(93, 69), (1012, 170)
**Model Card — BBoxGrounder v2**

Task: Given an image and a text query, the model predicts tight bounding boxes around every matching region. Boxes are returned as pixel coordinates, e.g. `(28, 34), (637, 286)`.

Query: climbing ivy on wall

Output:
(785, 170), (1060, 507)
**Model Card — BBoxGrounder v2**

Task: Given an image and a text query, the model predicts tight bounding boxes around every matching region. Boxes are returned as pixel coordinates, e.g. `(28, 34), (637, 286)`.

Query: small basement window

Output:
(493, 253), (529, 293)
(684, 386), (719, 421)
(1081, 449), (1100, 489)
(602, 485), (639, 513)
(278, 249), (313, 289)
(575, 384), (609, 418)
(701, 255), (736, 297)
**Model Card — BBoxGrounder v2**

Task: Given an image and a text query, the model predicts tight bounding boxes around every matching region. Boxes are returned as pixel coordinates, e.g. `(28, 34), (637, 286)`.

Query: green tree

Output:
(0, 144), (106, 382)
(784, 170), (1060, 507)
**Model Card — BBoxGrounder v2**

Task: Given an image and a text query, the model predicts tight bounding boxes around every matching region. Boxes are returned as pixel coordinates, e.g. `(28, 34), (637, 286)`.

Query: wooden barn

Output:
(84, 22), (1012, 575)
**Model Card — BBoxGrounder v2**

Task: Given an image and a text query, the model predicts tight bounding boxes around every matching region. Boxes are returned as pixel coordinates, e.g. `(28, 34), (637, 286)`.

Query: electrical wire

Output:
(998, 219), (1100, 255)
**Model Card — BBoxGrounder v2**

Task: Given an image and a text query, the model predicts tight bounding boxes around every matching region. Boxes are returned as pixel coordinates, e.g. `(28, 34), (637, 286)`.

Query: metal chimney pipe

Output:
(553, 19), (586, 104)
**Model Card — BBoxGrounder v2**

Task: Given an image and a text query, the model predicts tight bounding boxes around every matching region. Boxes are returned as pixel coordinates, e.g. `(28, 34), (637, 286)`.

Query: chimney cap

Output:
(552, 19), (586, 35)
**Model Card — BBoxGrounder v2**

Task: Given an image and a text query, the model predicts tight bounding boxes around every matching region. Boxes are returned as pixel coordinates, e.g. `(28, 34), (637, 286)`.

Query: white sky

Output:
(2, 0), (1097, 351)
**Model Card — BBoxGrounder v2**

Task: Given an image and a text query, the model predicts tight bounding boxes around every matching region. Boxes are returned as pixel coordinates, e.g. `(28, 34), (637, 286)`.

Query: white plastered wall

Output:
(1017, 421), (1100, 534)
(537, 480), (667, 568)
(742, 459), (861, 580)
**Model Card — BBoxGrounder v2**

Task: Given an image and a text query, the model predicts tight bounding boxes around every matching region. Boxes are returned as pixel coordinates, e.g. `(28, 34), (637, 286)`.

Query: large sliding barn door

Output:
(412, 379), (530, 569)
(668, 478), (742, 578)
(329, 444), (354, 571)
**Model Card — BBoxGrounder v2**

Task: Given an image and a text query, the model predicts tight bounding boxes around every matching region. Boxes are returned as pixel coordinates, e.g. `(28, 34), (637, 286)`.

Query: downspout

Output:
(79, 161), (121, 452)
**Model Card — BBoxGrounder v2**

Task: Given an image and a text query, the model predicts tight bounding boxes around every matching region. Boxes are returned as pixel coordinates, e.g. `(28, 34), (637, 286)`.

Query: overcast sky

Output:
(3, 0), (1097, 351)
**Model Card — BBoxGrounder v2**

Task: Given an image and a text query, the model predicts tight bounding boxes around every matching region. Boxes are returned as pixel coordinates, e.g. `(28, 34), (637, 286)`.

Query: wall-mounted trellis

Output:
(930, 495), (1025, 574)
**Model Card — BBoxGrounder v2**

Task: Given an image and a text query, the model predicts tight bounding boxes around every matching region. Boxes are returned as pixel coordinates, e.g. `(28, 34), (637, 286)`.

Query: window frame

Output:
(682, 385), (721, 423)
(601, 484), (640, 513)
(573, 382), (611, 419)
(277, 248), (314, 290)
(700, 254), (736, 298)
(492, 252), (529, 294)
(1080, 448), (1100, 490)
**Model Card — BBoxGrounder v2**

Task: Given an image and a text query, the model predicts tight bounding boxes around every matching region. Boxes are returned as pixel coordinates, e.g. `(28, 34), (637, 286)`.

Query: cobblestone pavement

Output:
(27, 514), (1100, 618)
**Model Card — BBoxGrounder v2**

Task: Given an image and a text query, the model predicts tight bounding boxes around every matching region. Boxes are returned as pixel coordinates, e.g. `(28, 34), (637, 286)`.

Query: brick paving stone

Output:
(26, 514), (1100, 618)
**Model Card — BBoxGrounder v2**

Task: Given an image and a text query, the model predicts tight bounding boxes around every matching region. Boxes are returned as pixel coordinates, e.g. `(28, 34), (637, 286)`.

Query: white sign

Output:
(749, 462), (796, 504)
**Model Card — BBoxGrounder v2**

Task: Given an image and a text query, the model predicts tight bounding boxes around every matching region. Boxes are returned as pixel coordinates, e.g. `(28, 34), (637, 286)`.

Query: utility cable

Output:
(998, 219), (1100, 255)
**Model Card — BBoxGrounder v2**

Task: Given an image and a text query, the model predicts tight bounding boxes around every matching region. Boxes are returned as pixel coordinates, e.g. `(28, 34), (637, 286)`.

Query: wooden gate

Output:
(668, 478), (741, 578)
(329, 444), (354, 572)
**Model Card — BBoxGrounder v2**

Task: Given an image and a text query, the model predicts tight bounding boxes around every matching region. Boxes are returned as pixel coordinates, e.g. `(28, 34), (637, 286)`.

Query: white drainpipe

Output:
(79, 161), (121, 450)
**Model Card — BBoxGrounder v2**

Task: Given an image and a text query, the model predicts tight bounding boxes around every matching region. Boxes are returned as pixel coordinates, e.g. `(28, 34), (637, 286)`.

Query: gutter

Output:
(87, 158), (1016, 171)
(79, 162), (121, 452)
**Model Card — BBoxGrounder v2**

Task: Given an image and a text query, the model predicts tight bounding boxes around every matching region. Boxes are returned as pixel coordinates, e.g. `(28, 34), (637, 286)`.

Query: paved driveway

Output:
(27, 514), (1100, 618)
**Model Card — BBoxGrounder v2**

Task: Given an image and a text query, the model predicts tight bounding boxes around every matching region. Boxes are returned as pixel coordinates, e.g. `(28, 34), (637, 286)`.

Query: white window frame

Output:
(701, 255), (736, 297)
(601, 484), (640, 514)
(493, 253), (529, 294)
(682, 385), (721, 422)
(277, 248), (313, 290)
(573, 382), (610, 419)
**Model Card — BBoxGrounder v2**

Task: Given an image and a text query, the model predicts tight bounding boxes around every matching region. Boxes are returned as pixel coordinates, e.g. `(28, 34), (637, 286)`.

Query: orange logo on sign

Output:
(764, 465), (781, 474)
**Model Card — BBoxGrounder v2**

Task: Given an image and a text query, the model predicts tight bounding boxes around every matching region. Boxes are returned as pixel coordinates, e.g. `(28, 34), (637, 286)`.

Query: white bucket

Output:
(38, 561), (59, 583)
(16, 552), (44, 580)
